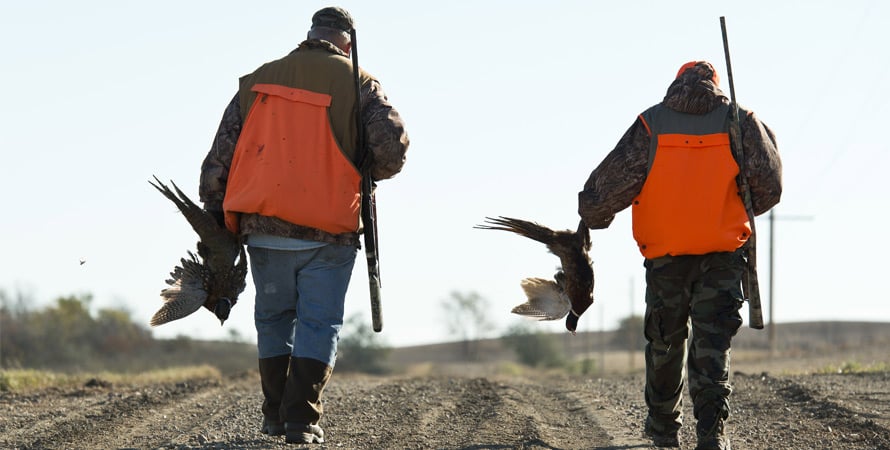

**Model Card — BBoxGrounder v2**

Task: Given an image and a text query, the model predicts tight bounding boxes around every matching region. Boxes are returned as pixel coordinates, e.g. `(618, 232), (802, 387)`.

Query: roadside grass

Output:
(815, 361), (890, 374)
(0, 365), (222, 393)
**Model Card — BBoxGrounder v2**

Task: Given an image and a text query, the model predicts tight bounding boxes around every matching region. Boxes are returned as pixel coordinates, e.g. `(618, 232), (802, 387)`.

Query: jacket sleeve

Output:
(578, 117), (650, 229)
(740, 110), (782, 216)
(199, 93), (242, 211)
(361, 80), (409, 181)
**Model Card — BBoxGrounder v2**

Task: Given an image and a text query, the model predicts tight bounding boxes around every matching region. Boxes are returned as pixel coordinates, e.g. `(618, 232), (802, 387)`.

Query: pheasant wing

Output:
(511, 277), (572, 320)
(150, 252), (208, 327)
(477, 216), (595, 332)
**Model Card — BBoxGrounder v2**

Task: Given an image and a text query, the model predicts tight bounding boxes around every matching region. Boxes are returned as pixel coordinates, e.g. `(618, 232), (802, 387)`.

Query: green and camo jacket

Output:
(199, 39), (409, 246)
(578, 71), (782, 230)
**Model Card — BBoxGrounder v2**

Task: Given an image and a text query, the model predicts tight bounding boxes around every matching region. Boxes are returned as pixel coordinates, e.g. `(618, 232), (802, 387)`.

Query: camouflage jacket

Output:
(578, 69), (782, 230)
(199, 39), (409, 247)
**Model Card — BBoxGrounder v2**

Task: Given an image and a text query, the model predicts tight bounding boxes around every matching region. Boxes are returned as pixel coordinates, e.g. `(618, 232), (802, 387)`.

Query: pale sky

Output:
(2, 1), (888, 348)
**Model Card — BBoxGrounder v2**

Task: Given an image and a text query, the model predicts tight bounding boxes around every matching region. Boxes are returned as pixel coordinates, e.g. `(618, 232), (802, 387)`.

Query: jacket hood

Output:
(662, 61), (729, 115)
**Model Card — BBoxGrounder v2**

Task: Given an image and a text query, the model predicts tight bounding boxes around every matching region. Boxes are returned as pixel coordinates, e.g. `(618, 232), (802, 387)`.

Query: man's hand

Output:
(578, 191), (615, 230)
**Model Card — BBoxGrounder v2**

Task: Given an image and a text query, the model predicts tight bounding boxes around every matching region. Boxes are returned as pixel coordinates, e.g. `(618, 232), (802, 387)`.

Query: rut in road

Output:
(110, 373), (261, 449)
(739, 373), (890, 448)
(1, 376), (238, 449)
(324, 375), (611, 449)
(3, 372), (622, 450)
(7, 370), (890, 449)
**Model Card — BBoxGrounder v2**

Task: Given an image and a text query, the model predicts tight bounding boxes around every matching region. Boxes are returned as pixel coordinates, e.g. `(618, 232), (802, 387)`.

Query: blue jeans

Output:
(247, 244), (357, 366)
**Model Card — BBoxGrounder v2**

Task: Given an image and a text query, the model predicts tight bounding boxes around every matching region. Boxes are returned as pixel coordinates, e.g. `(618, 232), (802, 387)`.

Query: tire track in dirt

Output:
(108, 372), (261, 449)
(557, 374), (661, 449)
(767, 374), (890, 448)
(325, 376), (494, 448)
(496, 376), (613, 449)
(720, 372), (890, 449)
(6, 370), (889, 449)
(0, 373), (652, 449)
(1, 387), (116, 449)
(1, 377), (226, 449)
(325, 375), (614, 449)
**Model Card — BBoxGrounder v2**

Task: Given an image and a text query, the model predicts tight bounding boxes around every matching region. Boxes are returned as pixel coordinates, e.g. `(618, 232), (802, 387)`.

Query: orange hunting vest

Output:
(632, 104), (750, 259)
(223, 83), (361, 235)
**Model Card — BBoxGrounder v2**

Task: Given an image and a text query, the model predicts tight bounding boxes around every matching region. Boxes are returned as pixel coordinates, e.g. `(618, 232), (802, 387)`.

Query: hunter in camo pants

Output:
(642, 250), (745, 442)
(578, 61), (781, 448)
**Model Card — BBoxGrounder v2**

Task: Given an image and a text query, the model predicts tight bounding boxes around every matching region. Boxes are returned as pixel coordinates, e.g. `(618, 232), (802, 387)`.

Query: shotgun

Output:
(720, 16), (764, 329)
(350, 28), (384, 332)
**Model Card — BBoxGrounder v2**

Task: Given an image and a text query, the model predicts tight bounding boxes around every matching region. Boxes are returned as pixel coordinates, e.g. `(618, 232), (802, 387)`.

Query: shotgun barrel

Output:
(350, 28), (384, 332)
(721, 16), (764, 330)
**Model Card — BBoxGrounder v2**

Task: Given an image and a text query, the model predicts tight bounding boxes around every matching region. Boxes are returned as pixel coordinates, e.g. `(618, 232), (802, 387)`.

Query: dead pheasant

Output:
(149, 176), (247, 326)
(475, 216), (593, 333)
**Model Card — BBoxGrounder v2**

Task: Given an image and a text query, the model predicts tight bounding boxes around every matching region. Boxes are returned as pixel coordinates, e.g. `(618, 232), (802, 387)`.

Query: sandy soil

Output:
(2, 364), (889, 449)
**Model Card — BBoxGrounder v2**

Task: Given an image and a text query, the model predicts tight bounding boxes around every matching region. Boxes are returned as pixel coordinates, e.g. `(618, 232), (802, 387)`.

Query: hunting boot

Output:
(281, 357), (333, 444)
(643, 415), (680, 448)
(695, 404), (731, 450)
(258, 354), (290, 436)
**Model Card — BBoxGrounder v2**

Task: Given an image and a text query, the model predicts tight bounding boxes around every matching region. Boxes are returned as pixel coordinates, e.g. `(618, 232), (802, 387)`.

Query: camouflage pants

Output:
(642, 249), (744, 434)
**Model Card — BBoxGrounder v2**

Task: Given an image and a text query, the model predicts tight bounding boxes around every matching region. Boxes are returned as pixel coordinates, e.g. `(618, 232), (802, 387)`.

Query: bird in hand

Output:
(475, 216), (594, 333)
(148, 176), (247, 326)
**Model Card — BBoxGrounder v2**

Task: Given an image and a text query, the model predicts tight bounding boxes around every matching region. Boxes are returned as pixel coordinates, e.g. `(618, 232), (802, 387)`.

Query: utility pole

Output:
(628, 277), (635, 371)
(599, 303), (606, 375)
(769, 210), (776, 355)
(766, 209), (813, 356)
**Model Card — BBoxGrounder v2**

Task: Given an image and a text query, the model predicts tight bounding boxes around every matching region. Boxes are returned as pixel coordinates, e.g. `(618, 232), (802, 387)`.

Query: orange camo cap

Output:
(676, 61), (720, 85)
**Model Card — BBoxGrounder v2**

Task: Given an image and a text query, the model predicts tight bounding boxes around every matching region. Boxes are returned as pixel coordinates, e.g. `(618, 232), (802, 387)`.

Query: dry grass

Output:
(815, 360), (890, 374)
(0, 365), (221, 393)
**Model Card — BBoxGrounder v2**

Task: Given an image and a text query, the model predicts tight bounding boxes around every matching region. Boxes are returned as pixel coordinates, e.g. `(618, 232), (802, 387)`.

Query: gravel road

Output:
(2, 368), (889, 449)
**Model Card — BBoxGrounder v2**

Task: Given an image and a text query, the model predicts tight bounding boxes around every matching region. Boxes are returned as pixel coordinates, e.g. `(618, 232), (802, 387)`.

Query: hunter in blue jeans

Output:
(198, 7), (409, 444)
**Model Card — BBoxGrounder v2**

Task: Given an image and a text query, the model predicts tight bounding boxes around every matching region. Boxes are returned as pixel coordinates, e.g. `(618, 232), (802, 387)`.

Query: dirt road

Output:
(2, 369), (889, 449)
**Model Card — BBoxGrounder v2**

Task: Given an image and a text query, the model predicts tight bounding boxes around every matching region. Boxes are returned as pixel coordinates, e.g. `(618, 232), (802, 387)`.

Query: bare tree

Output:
(440, 291), (494, 360)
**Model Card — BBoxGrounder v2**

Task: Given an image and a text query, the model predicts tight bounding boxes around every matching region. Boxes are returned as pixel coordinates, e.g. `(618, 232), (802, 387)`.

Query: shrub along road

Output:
(1, 368), (889, 449)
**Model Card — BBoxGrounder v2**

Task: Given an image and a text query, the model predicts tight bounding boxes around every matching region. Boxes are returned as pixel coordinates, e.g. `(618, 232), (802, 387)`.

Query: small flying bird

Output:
(475, 216), (594, 333)
(148, 176), (247, 326)
(79, 257), (86, 266)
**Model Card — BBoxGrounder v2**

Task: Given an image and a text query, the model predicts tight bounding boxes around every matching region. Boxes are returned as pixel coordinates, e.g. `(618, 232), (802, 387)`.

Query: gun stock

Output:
(742, 236), (764, 329)
(721, 16), (764, 330)
(362, 172), (383, 332)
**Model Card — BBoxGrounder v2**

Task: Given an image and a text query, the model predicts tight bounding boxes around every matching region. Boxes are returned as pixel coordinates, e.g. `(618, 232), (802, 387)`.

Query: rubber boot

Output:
(281, 357), (333, 444)
(258, 354), (290, 436)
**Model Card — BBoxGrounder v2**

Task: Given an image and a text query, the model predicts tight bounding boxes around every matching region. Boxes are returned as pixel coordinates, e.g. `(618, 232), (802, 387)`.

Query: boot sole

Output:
(261, 425), (285, 436)
(285, 432), (324, 444)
